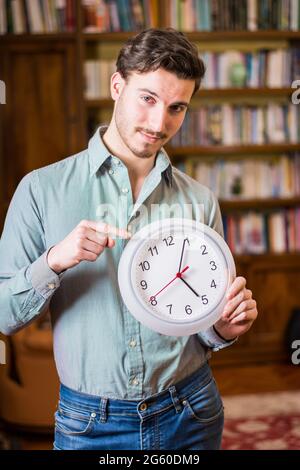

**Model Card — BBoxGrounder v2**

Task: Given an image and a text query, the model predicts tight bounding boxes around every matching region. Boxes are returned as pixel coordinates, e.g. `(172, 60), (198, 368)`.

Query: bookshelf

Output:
(1, 0), (300, 366)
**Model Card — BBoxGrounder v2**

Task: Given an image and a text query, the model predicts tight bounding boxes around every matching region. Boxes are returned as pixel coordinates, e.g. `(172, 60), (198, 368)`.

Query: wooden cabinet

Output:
(212, 254), (300, 366)
(0, 37), (83, 225)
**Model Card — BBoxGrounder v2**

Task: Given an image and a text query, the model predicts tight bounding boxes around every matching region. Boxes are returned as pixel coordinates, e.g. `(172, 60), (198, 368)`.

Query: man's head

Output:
(116, 28), (205, 97)
(108, 28), (205, 160)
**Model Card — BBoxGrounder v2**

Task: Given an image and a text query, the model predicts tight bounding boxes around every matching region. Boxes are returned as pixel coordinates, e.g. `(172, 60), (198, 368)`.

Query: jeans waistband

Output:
(59, 362), (212, 420)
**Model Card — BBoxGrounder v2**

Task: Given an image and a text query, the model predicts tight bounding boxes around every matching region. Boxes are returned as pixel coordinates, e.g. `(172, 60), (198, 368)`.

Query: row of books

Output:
(193, 154), (300, 200)
(83, 0), (158, 32)
(223, 208), (300, 254)
(3, 0), (300, 35)
(170, 104), (300, 146)
(165, 0), (300, 32)
(0, 0), (75, 34)
(84, 59), (115, 98)
(83, 48), (300, 96)
(201, 48), (300, 89)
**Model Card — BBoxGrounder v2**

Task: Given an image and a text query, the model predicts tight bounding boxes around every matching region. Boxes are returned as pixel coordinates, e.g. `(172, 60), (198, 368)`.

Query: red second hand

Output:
(149, 265), (189, 301)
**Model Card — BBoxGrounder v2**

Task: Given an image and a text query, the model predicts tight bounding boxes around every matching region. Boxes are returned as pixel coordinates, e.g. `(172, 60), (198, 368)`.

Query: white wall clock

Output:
(118, 218), (236, 336)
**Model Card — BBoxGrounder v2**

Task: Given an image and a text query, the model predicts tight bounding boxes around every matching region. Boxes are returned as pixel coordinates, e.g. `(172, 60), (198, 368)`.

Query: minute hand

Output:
(178, 238), (188, 272)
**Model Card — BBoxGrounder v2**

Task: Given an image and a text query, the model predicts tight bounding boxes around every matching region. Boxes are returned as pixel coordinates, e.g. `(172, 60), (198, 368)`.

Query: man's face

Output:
(113, 68), (195, 159)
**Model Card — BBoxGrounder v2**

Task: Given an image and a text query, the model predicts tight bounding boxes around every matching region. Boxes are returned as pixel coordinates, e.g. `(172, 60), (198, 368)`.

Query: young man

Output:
(0, 29), (257, 450)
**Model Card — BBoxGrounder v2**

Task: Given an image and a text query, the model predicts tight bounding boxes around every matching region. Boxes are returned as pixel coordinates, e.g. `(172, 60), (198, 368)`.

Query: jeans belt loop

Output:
(99, 397), (108, 423)
(169, 385), (182, 414)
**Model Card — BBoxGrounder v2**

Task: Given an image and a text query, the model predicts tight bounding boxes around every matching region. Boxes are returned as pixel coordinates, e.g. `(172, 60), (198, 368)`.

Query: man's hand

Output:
(47, 220), (131, 274)
(214, 276), (258, 341)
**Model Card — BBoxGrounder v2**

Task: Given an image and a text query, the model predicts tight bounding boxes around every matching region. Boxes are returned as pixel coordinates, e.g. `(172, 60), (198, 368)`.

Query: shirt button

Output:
(129, 339), (136, 348)
(122, 188), (129, 194)
(109, 169), (114, 175)
(139, 403), (147, 411)
(132, 377), (139, 386)
(47, 283), (56, 289)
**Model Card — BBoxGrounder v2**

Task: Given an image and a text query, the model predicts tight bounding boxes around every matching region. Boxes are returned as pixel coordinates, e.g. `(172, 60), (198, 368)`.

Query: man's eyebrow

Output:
(137, 88), (189, 107)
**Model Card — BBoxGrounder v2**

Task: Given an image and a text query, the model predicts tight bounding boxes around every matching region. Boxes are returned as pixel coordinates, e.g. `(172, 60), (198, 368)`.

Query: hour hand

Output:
(179, 277), (199, 297)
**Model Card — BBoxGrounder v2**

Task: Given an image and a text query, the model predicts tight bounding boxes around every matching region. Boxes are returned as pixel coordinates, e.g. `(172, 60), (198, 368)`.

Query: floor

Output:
(2, 362), (300, 450)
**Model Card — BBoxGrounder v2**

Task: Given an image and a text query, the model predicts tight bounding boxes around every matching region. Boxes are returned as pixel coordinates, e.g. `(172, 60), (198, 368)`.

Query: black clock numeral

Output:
(140, 280), (148, 290)
(166, 304), (173, 315)
(139, 261), (150, 271)
(210, 261), (217, 271)
(185, 305), (192, 315)
(148, 246), (159, 257)
(163, 236), (175, 246)
(201, 295), (208, 305)
(150, 296), (157, 306)
(211, 280), (217, 289)
(200, 244), (208, 255)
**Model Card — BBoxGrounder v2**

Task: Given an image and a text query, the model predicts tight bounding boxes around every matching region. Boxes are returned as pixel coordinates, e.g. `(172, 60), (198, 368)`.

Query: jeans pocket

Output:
(53, 443), (62, 450)
(183, 377), (224, 424)
(55, 401), (97, 436)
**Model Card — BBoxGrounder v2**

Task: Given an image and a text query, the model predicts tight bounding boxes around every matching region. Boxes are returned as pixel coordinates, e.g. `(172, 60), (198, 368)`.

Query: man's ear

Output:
(110, 72), (125, 100)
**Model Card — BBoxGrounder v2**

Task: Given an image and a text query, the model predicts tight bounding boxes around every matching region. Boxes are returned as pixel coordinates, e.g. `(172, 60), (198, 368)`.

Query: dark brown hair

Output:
(116, 28), (205, 95)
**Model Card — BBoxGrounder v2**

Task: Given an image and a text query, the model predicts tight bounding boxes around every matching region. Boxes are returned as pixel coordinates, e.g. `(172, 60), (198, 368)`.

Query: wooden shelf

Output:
(3, 30), (300, 45)
(168, 143), (300, 156)
(198, 88), (293, 98)
(0, 33), (76, 43)
(83, 30), (300, 42)
(234, 252), (300, 264)
(220, 197), (300, 210)
(85, 87), (293, 108)
(185, 30), (300, 41)
(84, 31), (138, 42)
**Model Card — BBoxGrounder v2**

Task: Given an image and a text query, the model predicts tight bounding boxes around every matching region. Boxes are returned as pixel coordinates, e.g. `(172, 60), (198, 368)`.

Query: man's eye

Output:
(170, 106), (185, 113)
(141, 96), (154, 103)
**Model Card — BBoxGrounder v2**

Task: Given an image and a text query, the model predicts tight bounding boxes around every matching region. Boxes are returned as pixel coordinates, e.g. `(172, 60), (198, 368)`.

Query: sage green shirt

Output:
(0, 127), (234, 399)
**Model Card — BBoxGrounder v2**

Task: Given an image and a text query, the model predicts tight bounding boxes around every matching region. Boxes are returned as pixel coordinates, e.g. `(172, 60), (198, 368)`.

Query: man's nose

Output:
(148, 106), (168, 134)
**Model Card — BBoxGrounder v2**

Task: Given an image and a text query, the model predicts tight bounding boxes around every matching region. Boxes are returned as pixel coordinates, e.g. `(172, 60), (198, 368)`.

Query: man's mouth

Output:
(139, 130), (162, 143)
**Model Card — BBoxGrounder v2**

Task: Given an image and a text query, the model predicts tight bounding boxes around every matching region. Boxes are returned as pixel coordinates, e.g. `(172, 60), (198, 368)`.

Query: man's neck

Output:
(102, 124), (158, 203)
(102, 124), (156, 181)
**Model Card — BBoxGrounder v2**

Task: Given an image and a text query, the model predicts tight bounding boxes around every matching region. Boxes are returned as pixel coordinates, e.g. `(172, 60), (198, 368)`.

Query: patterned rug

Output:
(222, 390), (300, 450)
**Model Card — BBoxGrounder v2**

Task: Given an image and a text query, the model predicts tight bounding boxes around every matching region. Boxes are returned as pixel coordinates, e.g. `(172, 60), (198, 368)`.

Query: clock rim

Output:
(118, 218), (236, 336)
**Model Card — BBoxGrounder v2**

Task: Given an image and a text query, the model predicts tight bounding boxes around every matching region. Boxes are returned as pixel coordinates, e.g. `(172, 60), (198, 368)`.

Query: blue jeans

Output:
(53, 361), (224, 450)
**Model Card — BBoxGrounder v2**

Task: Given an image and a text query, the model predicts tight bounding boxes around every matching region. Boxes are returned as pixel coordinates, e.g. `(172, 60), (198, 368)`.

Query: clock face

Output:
(118, 219), (236, 336)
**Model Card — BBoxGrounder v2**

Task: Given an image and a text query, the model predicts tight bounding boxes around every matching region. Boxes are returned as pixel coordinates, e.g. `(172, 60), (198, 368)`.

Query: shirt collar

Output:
(88, 126), (112, 175)
(156, 147), (173, 187)
(88, 126), (173, 186)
